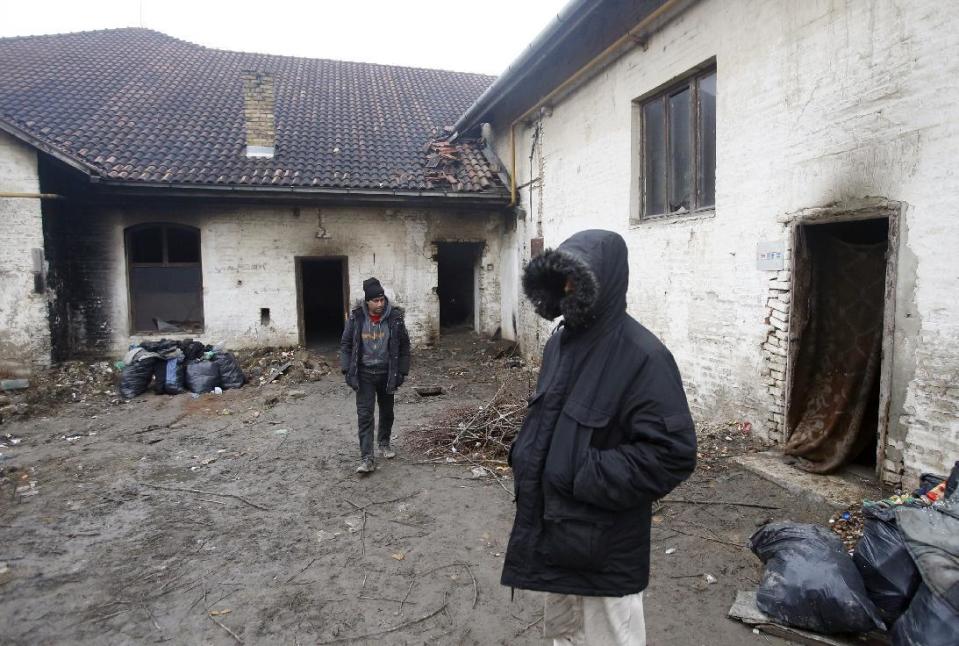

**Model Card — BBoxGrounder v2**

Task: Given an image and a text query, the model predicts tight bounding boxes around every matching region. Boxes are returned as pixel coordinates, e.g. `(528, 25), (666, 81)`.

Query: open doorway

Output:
(436, 242), (483, 331)
(784, 217), (890, 474)
(297, 257), (348, 348)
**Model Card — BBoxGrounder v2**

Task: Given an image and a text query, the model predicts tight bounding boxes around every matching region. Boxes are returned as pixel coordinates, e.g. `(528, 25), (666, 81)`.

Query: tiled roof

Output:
(0, 29), (507, 195)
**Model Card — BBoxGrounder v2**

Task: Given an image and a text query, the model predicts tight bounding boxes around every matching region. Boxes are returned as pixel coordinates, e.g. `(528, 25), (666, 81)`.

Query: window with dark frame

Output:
(640, 68), (716, 219)
(126, 224), (204, 333)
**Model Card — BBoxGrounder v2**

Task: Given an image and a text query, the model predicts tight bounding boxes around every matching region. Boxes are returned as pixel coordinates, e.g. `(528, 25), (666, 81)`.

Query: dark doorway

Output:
(784, 217), (889, 473)
(437, 242), (482, 330)
(299, 258), (347, 347)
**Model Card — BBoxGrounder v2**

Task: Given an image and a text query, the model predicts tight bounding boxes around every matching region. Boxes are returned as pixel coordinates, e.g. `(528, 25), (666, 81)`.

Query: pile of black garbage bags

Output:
(118, 339), (246, 399)
(749, 461), (959, 646)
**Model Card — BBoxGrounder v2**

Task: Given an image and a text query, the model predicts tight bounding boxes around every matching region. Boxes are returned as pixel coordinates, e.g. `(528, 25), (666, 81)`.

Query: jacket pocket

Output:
(562, 399), (613, 429)
(509, 391), (545, 471)
(543, 399), (612, 498)
(539, 517), (612, 571)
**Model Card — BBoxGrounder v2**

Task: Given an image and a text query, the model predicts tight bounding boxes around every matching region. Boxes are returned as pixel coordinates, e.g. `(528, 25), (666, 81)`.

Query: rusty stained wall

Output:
(45, 202), (506, 357)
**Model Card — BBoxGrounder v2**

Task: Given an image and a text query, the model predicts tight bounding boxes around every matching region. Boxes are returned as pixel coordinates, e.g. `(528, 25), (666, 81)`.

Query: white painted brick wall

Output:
(492, 0), (959, 484)
(0, 131), (51, 374)
(77, 204), (506, 354)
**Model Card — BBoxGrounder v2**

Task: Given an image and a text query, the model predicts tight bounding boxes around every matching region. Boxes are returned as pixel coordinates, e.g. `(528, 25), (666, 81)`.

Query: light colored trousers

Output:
(544, 591), (646, 646)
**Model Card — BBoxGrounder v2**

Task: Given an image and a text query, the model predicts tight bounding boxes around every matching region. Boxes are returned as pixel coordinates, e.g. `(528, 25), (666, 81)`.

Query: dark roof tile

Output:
(0, 28), (506, 195)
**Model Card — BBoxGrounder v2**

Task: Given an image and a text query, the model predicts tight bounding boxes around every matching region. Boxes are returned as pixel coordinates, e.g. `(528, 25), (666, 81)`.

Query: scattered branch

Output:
(209, 615), (243, 644)
(661, 497), (782, 510)
(138, 483), (269, 511)
(315, 601), (448, 644)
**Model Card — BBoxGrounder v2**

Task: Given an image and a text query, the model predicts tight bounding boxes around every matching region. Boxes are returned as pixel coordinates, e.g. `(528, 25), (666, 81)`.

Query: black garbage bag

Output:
(892, 584), (959, 646)
(185, 360), (220, 394)
(750, 522), (886, 634)
(161, 357), (187, 395)
(214, 352), (245, 390)
(946, 460), (959, 498)
(119, 358), (157, 399)
(182, 340), (208, 362)
(151, 360), (168, 395)
(854, 506), (921, 623)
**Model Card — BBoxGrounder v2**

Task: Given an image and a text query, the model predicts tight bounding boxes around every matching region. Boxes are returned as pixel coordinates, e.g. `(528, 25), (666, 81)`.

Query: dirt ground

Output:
(1, 330), (839, 645)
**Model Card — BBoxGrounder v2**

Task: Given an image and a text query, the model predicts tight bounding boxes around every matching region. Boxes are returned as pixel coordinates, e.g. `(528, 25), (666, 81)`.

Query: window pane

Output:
(668, 87), (692, 212)
(167, 227), (201, 263)
(130, 266), (204, 331)
(698, 71), (717, 208)
(643, 98), (666, 216)
(129, 227), (163, 263)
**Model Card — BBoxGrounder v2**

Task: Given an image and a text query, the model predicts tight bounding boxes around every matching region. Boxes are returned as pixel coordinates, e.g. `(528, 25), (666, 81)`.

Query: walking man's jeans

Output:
(356, 370), (394, 460)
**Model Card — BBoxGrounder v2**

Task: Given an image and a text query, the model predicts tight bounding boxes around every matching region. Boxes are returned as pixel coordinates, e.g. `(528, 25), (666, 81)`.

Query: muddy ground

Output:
(1, 331), (838, 645)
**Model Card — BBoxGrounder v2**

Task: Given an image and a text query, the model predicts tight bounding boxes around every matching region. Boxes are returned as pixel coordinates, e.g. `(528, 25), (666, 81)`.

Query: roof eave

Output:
(0, 119), (103, 177)
(89, 178), (512, 208)
(452, 0), (694, 136)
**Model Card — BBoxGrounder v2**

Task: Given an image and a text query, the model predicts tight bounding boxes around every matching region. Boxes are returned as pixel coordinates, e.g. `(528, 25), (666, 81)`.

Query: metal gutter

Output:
(89, 179), (511, 208)
(451, 0), (602, 138)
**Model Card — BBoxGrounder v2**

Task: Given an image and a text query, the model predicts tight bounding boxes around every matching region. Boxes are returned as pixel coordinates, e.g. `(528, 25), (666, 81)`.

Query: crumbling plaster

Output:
(0, 130), (51, 375)
(52, 203), (505, 356)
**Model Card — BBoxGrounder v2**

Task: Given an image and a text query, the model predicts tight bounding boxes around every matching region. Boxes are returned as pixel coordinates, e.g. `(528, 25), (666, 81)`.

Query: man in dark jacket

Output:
(502, 230), (697, 644)
(340, 277), (411, 474)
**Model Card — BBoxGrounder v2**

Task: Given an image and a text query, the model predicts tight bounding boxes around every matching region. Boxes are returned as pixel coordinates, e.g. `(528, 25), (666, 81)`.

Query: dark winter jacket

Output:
(340, 299), (411, 393)
(501, 229), (697, 597)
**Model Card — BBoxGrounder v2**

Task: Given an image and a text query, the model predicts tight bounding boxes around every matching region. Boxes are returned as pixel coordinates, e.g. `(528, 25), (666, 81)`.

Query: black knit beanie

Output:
(363, 277), (385, 301)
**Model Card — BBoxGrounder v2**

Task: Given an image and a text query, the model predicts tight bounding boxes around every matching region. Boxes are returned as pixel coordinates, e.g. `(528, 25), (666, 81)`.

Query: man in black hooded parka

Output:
(502, 229), (697, 645)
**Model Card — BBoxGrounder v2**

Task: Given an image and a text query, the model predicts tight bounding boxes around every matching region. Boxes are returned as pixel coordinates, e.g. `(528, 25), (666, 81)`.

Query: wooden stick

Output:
(284, 558), (317, 585)
(399, 579), (415, 613)
(661, 497), (782, 510)
(666, 525), (743, 549)
(463, 562), (478, 609)
(315, 602), (448, 644)
(462, 455), (512, 498)
(138, 483), (269, 511)
(209, 615), (243, 644)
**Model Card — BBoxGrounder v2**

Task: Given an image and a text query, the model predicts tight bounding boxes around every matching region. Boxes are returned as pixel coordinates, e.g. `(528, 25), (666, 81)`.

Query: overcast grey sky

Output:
(0, 0), (570, 75)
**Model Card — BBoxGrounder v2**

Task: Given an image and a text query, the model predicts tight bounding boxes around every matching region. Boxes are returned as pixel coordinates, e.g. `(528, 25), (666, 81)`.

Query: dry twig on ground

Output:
(408, 379), (528, 462)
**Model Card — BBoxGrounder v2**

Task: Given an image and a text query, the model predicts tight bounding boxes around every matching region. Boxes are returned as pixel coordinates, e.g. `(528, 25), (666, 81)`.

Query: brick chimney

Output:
(241, 71), (275, 158)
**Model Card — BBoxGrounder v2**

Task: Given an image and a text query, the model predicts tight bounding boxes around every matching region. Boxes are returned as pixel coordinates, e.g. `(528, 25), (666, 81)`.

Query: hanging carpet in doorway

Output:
(784, 232), (887, 474)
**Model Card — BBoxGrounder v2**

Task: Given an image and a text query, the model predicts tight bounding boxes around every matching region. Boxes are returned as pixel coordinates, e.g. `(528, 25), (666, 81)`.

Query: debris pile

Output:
(828, 507), (865, 551)
(695, 421), (762, 471)
(733, 460), (959, 645)
(236, 347), (332, 385)
(1, 360), (120, 423)
(409, 380), (528, 461)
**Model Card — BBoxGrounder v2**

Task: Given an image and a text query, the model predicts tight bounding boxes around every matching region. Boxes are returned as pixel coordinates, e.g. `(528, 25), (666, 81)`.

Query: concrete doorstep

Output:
(732, 451), (880, 509)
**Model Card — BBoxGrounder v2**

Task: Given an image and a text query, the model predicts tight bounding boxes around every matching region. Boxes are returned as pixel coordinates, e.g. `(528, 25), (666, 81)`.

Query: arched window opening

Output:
(126, 224), (204, 333)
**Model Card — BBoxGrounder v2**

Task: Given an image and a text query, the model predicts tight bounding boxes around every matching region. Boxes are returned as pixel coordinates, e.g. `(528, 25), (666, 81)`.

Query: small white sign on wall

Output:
(757, 241), (785, 271)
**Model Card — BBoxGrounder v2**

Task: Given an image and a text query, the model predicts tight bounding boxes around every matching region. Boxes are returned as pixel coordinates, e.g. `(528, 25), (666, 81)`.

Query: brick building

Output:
(0, 29), (511, 369)
(453, 0), (959, 486)
(2, 1), (957, 485)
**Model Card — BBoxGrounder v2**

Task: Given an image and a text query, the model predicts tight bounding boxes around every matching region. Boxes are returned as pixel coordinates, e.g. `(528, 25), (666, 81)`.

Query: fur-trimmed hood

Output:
(522, 229), (629, 331)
